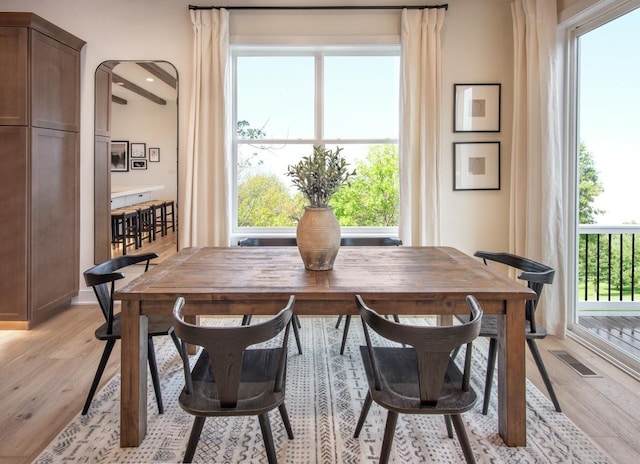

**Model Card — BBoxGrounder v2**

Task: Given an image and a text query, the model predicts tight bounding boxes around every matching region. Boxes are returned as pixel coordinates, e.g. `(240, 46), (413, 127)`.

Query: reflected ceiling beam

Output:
(137, 62), (177, 89)
(112, 94), (127, 105)
(112, 73), (167, 105)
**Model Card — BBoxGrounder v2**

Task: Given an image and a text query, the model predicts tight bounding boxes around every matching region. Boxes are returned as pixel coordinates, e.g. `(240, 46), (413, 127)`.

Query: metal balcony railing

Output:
(578, 225), (640, 315)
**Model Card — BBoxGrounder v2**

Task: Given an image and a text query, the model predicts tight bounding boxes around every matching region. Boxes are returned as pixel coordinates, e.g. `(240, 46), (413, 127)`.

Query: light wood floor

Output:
(1, 305), (639, 463)
(110, 228), (178, 262)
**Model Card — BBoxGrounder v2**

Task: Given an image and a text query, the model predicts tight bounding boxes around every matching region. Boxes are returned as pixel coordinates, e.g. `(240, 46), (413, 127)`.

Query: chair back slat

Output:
(356, 294), (482, 405)
(238, 237), (297, 247)
(83, 253), (158, 287)
(83, 253), (159, 333)
(173, 295), (295, 408)
(474, 250), (555, 333)
(340, 237), (402, 246)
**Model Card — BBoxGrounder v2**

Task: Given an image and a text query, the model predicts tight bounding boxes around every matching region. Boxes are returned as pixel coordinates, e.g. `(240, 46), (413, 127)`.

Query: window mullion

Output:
(315, 51), (323, 144)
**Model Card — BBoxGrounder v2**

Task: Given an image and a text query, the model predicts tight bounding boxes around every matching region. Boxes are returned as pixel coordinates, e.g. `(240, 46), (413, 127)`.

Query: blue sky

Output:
(579, 7), (640, 224)
(235, 51), (399, 184)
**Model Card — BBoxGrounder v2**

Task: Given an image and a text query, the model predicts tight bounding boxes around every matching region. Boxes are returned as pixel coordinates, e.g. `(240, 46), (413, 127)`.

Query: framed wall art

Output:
(149, 147), (160, 162)
(130, 142), (146, 158)
(453, 142), (500, 191)
(131, 159), (148, 170)
(110, 141), (129, 172)
(453, 83), (501, 132)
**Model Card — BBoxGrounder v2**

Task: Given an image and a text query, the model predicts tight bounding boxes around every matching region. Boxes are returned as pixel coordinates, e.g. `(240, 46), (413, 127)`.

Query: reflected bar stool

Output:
(111, 207), (140, 255)
(138, 205), (154, 245)
(137, 200), (165, 239)
(163, 200), (175, 235)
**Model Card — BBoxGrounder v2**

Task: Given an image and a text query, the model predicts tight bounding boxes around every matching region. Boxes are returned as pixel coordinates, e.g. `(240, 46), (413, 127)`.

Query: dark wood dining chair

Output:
(82, 253), (179, 415)
(353, 294), (483, 464)
(457, 251), (561, 414)
(172, 295), (296, 464)
(237, 237), (303, 354)
(336, 237), (402, 354)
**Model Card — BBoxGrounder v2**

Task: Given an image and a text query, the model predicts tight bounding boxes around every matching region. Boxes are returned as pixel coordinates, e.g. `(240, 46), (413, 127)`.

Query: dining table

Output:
(114, 246), (535, 448)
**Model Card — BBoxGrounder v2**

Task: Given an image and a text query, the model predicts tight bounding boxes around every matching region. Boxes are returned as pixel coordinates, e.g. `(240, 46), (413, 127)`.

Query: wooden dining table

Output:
(114, 246), (535, 448)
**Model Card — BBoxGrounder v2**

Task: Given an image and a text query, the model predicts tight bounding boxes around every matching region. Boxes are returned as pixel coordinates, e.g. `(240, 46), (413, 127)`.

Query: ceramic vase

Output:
(296, 206), (341, 270)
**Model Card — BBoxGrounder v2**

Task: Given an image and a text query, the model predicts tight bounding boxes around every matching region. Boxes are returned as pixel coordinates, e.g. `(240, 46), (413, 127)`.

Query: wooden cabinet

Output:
(0, 13), (85, 329)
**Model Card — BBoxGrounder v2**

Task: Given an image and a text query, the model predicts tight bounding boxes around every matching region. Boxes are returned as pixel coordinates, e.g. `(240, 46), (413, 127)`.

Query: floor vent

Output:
(550, 350), (601, 377)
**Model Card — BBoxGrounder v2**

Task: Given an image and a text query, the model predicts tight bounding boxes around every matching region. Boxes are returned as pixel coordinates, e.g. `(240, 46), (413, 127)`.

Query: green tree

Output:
(236, 120), (267, 139)
(331, 145), (399, 226)
(578, 142), (605, 225)
(237, 174), (300, 227)
(576, 142), (620, 300)
(236, 120), (269, 178)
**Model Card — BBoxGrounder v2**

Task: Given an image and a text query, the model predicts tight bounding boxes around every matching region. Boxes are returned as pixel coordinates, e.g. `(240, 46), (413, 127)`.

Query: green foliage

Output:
(237, 143), (399, 228)
(237, 120), (267, 139)
(285, 145), (356, 207)
(578, 232), (640, 300)
(331, 145), (399, 226)
(578, 142), (605, 224)
(237, 174), (300, 227)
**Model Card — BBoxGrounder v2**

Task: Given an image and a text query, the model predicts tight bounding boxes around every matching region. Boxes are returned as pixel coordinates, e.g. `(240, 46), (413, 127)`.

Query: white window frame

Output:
(230, 44), (400, 238)
(564, 0), (640, 377)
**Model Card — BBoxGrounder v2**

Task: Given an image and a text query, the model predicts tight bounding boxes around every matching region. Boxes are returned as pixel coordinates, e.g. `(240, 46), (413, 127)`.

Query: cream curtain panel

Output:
(398, 8), (445, 246)
(182, 8), (231, 248)
(510, 0), (566, 335)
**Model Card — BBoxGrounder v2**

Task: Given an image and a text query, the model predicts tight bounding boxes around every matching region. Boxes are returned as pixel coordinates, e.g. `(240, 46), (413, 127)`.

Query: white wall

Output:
(440, 1), (514, 254)
(111, 90), (178, 204)
(1, 0), (194, 300)
(1, 0), (520, 297)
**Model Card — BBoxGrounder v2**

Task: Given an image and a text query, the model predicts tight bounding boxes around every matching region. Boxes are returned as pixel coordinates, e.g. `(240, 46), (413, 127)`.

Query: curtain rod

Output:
(188, 4), (448, 11)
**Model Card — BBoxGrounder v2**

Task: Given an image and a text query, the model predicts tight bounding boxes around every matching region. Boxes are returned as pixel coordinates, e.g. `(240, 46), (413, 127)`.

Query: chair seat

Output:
(359, 346), (477, 415)
(456, 314), (547, 340)
(94, 313), (175, 340)
(179, 348), (286, 417)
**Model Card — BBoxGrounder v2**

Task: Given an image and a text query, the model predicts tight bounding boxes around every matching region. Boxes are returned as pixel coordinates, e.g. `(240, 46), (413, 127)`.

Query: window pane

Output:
(233, 47), (400, 232)
(237, 144), (312, 227)
(330, 143), (400, 227)
(236, 56), (315, 139)
(323, 55), (400, 139)
(236, 143), (399, 228)
(578, 7), (640, 225)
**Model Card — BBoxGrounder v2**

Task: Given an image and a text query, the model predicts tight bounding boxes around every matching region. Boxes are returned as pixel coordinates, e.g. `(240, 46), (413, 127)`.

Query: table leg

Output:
(120, 300), (148, 447)
(497, 299), (527, 446)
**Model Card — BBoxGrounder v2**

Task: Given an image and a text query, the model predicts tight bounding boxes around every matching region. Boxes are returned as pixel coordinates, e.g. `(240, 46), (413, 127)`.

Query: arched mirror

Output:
(94, 60), (178, 264)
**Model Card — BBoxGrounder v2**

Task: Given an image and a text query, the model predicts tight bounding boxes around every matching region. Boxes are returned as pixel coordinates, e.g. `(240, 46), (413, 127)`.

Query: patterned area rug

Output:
(35, 317), (610, 463)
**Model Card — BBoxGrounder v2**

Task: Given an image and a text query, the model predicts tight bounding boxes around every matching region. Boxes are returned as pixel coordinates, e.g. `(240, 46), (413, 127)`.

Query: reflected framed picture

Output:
(149, 147), (160, 162)
(130, 142), (146, 158)
(110, 140), (128, 172)
(131, 159), (148, 170)
(453, 142), (500, 191)
(453, 83), (501, 132)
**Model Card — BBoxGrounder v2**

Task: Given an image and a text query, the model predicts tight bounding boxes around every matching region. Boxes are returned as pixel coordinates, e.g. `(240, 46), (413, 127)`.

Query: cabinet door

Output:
(30, 128), (79, 318)
(0, 127), (28, 319)
(31, 30), (81, 131)
(0, 27), (28, 126)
